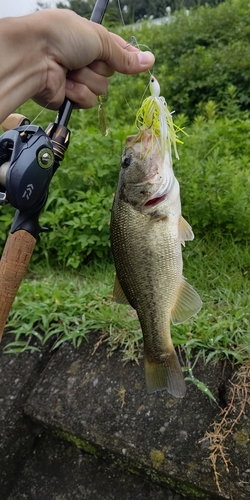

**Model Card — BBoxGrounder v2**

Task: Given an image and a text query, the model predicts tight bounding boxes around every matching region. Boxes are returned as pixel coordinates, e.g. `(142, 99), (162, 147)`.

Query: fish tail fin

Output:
(144, 349), (186, 398)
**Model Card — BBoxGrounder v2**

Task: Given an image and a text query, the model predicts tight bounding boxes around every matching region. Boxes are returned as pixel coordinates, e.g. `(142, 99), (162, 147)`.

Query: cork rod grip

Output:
(0, 230), (36, 341)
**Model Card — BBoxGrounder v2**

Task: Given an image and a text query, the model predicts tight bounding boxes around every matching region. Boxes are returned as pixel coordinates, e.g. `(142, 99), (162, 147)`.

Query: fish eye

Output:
(122, 156), (131, 169)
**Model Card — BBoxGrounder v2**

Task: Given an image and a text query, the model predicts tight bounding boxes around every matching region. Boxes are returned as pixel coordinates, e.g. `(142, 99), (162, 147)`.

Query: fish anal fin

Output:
(113, 275), (130, 305)
(171, 278), (202, 324)
(144, 350), (186, 398)
(178, 216), (194, 246)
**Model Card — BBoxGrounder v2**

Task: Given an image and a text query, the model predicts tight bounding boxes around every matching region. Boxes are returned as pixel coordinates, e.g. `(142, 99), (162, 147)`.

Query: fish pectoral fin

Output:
(144, 350), (186, 398)
(171, 278), (202, 324)
(150, 211), (168, 222)
(113, 275), (130, 305)
(178, 216), (194, 246)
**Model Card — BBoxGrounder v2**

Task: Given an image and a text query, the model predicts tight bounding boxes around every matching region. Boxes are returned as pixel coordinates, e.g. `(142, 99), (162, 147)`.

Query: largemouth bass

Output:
(110, 131), (202, 398)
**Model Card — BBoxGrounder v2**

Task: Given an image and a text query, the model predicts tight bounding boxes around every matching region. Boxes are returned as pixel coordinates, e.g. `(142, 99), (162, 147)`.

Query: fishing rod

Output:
(0, 0), (110, 341)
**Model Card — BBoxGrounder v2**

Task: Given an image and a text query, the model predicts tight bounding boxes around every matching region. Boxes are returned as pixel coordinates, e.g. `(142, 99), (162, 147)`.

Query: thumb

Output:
(117, 50), (155, 75)
(102, 32), (155, 74)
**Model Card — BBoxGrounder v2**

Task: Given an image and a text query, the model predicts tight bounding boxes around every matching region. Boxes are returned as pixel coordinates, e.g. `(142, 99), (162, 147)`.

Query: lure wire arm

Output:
(0, 0), (110, 341)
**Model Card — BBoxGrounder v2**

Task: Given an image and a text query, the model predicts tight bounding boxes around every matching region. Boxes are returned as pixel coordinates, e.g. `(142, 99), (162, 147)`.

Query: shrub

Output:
(111, 0), (250, 119)
(176, 109), (250, 239)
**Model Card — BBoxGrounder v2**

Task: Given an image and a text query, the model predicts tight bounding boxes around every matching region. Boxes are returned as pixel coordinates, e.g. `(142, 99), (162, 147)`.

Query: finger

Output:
(67, 66), (109, 95)
(33, 81), (66, 110)
(109, 48), (154, 75)
(65, 81), (98, 109)
(98, 30), (155, 74)
(109, 32), (141, 53)
(88, 60), (114, 78)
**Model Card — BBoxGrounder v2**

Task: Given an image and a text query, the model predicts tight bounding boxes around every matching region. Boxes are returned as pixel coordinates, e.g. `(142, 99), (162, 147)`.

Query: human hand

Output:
(0, 9), (154, 123)
(32, 9), (155, 109)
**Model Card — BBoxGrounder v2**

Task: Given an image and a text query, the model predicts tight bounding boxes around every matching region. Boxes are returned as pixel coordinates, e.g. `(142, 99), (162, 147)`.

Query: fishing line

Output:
(114, 7), (184, 161)
(117, 0), (125, 26)
(114, 0), (156, 123)
(23, 100), (52, 133)
(117, 37), (153, 119)
(125, 35), (153, 60)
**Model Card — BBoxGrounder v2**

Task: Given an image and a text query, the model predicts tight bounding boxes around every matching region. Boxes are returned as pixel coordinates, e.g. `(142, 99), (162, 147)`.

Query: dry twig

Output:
(91, 332), (108, 356)
(199, 364), (250, 492)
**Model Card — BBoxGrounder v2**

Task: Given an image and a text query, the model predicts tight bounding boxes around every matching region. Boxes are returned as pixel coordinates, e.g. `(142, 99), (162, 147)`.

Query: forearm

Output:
(0, 15), (47, 123)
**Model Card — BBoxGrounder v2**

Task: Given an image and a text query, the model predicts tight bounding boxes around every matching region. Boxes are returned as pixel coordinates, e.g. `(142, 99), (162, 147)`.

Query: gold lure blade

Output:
(98, 93), (108, 136)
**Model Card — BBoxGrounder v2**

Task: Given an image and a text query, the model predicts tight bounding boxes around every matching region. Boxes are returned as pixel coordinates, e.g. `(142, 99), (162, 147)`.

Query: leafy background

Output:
(1, 0), (250, 268)
(1, 6), (249, 268)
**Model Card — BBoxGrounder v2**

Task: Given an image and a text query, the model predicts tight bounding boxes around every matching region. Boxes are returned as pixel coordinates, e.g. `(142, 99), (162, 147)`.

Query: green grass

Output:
(4, 236), (250, 373)
(4, 258), (142, 362)
(176, 235), (250, 366)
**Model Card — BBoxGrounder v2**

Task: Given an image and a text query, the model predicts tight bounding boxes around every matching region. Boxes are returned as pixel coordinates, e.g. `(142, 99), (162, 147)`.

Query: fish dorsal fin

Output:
(171, 278), (202, 324)
(178, 216), (194, 246)
(113, 275), (130, 305)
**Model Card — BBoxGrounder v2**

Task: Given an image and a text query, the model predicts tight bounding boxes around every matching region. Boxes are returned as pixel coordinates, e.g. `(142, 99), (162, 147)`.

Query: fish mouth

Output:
(144, 193), (167, 207)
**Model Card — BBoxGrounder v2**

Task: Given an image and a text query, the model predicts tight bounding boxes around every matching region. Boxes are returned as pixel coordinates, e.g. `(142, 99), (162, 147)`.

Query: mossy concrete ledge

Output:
(0, 333), (52, 499)
(24, 333), (250, 500)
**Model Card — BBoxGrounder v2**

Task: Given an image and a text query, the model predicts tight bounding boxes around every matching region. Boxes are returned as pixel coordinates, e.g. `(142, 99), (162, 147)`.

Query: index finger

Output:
(88, 60), (115, 77)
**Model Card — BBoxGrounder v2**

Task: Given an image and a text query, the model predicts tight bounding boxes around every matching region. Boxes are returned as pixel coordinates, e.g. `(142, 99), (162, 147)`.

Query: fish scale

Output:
(111, 199), (181, 352)
(110, 131), (202, 398)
